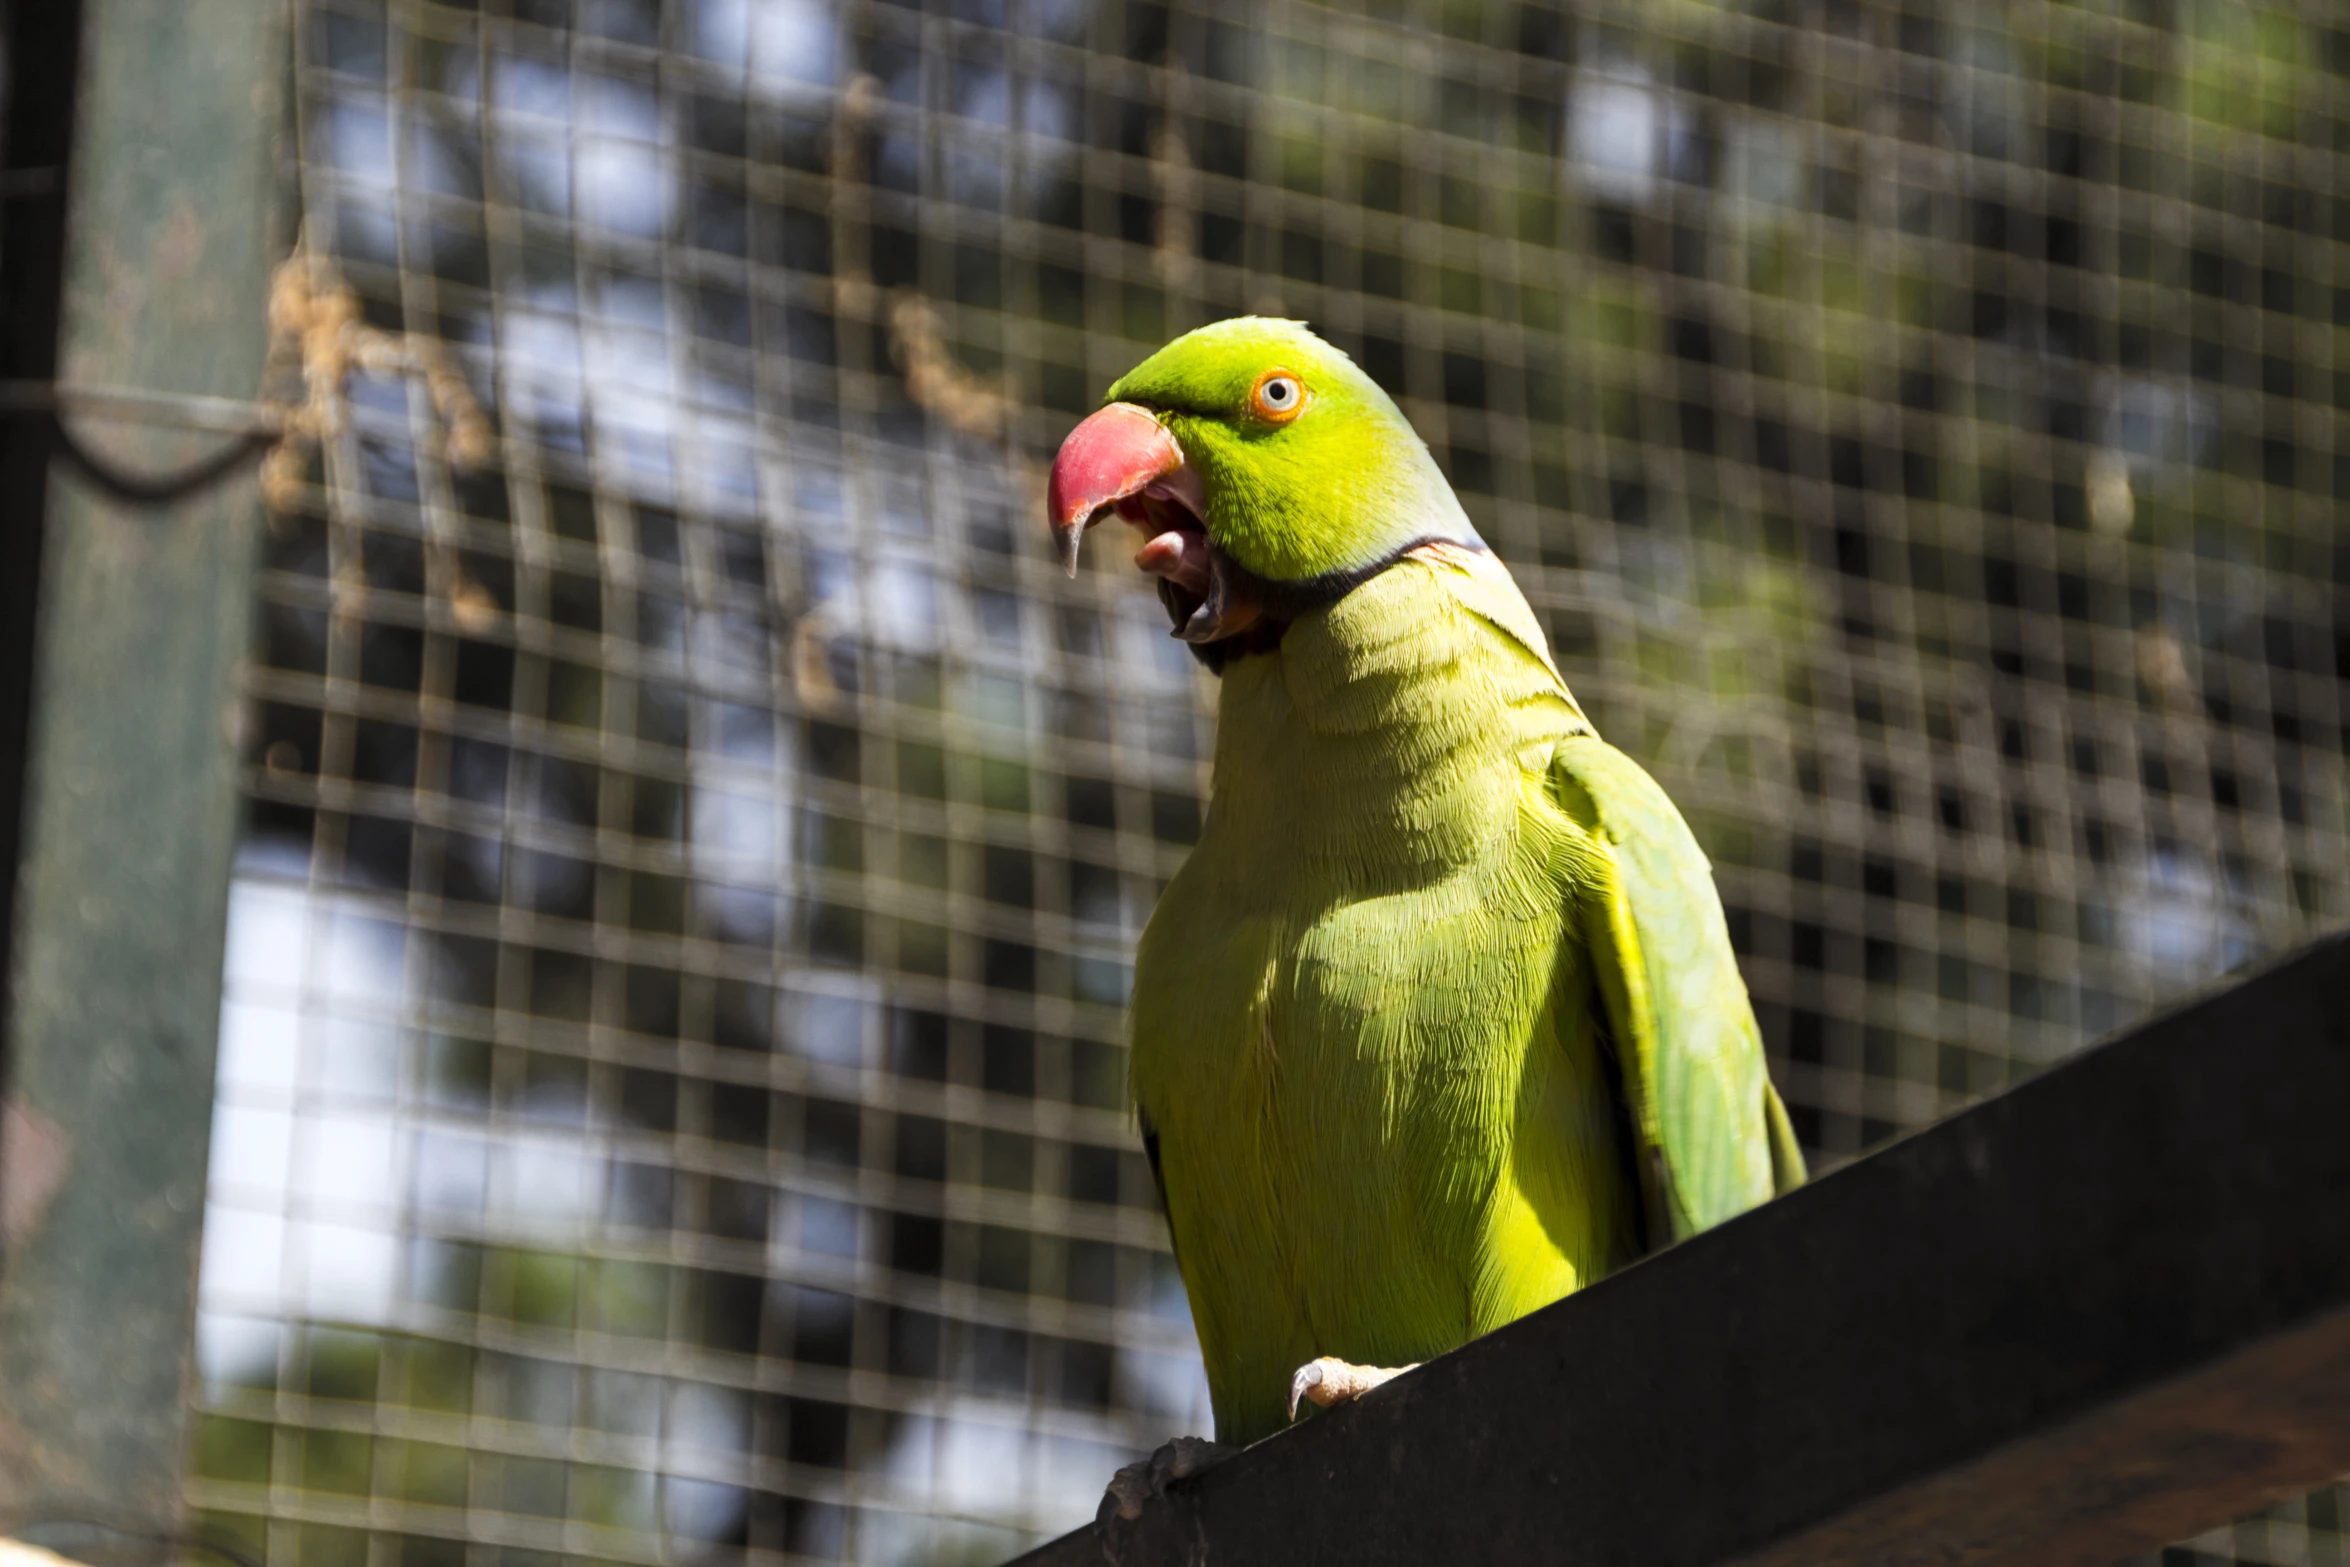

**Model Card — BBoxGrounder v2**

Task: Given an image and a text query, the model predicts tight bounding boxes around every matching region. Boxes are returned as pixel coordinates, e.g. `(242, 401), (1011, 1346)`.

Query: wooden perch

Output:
(1011, 934), (2350, 1567)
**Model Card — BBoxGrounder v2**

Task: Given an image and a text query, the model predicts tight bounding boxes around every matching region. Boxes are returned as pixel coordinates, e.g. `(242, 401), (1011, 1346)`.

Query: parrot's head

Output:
(1047, 317), (1480, 662)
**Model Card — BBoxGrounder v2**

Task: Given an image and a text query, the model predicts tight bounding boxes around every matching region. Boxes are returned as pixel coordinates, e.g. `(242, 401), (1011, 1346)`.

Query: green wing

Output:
(1401, 544), (1802, 1242)
(1548, 735), (1805, 1243)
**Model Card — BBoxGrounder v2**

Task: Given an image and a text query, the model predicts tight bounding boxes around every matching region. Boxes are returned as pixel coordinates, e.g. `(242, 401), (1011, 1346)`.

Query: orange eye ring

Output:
(1250, 367), (1308, 424)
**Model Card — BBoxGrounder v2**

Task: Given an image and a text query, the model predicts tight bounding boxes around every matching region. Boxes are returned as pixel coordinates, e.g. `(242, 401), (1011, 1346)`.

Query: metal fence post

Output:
(0, 0), (287, 1525)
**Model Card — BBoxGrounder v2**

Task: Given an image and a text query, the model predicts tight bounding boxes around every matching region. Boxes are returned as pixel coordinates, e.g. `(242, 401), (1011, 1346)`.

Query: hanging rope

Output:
(254, 243), (493, 511)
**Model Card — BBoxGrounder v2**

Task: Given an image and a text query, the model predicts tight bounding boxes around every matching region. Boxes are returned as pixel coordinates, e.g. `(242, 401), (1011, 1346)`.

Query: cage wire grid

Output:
(184, 0), (2349, 1563)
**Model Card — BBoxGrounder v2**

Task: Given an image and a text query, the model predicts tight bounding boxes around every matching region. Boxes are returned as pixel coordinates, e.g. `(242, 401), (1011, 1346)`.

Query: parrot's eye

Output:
(1251, 369), (1306, 424)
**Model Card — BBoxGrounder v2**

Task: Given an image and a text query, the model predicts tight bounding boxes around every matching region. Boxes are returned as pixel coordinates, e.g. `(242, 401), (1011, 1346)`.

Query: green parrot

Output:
(1046, 319), (1805, 1501)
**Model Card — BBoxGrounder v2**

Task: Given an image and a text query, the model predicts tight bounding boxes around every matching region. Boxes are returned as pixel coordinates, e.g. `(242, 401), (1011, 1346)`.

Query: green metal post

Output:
(0, 0), (287, 1525)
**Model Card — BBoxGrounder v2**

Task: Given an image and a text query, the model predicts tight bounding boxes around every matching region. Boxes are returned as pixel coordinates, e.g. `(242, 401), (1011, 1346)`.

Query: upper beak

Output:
(1047, 402), (1186, 577)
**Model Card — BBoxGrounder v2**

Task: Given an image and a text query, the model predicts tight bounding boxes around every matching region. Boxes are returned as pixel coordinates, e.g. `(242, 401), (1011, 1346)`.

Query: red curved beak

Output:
(1046, 402), (1186, 576)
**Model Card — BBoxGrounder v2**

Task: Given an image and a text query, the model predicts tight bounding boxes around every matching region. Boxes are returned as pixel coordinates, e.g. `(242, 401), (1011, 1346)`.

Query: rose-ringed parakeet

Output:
(1046, 319), (1805, 1511)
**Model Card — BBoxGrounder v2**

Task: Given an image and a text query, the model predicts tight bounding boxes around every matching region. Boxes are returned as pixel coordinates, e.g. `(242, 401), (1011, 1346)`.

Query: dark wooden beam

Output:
(1011, 933), (2350, 1567)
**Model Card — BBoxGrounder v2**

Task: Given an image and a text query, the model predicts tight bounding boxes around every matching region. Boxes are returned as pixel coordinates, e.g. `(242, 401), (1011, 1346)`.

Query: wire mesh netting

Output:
(188, 0), (2350, 1562)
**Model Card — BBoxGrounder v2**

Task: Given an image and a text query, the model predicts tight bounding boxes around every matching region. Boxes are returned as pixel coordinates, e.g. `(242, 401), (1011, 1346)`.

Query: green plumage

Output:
(1107, 321), (1804, 1447)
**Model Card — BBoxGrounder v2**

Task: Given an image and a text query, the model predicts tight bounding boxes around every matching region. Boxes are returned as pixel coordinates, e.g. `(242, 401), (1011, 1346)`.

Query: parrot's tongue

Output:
(1115, 486), (1213, 624)
(1135, 525), (1211, 595)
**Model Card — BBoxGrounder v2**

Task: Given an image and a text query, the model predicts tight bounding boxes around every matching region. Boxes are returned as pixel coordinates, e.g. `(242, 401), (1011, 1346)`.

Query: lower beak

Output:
(1047, 403), (1187, 577)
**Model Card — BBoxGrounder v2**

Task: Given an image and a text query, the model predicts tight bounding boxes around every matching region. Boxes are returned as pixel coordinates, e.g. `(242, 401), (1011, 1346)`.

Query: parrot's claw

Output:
(1097, 1435), (1231, 1529)
(1287, 1355), (1420, 1421)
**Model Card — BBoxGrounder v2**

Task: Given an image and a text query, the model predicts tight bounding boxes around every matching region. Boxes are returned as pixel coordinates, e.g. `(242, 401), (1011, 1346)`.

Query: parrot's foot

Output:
(1097, 1435), (1232, 1527)
(1287, 1356), (1420, 1421)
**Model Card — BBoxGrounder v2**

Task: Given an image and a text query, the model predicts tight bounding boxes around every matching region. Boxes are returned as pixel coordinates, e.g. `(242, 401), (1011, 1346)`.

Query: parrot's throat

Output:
(1173, 537), (1495, 674)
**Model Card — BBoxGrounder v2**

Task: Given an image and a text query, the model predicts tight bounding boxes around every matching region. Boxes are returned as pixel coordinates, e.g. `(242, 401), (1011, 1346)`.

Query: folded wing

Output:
(1549, 736), (1806, 1242)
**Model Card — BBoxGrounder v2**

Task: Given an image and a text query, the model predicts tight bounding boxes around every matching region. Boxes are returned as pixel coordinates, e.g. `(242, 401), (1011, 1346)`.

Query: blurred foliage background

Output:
(187, 0), (2350, 1562)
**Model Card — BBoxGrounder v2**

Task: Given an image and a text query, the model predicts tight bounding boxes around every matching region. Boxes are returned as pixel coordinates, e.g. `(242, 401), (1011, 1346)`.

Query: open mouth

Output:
(1112, 467), (1213, 626)
(1047, 403), (1258, 645)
